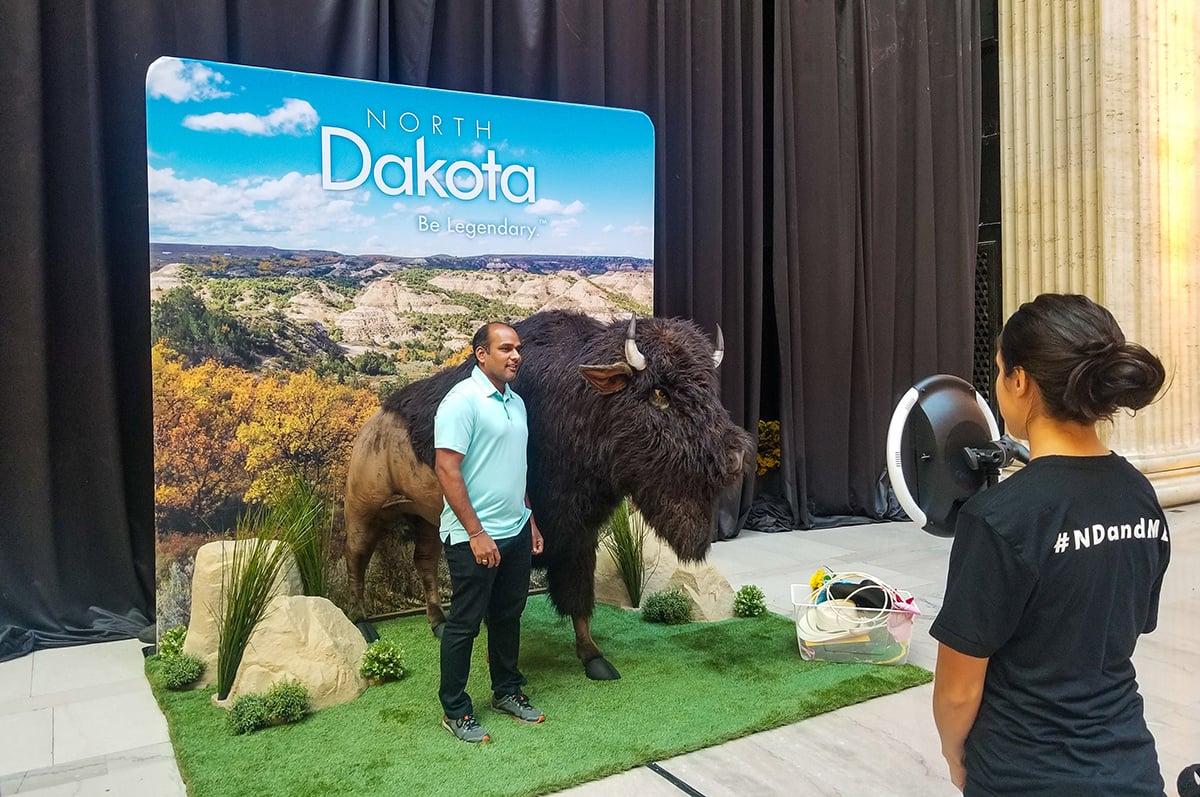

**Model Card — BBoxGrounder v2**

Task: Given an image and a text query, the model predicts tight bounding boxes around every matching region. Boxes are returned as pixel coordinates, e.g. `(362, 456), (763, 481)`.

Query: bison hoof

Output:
(431, 621), (445, 640)
(582, 656), (621, 680)
(355, 621), (379, 643)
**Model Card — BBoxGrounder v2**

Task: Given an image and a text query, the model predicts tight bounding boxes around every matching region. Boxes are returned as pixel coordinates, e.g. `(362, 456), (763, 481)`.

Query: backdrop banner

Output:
(146, 57), (655, 627)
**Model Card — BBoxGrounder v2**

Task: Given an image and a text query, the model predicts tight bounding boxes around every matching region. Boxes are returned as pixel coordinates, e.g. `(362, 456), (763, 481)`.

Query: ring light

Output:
(886, 374), (1027, 537)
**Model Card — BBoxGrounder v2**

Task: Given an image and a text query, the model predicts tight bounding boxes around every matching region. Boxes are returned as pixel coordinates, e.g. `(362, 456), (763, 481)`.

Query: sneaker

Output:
(491, 692), (545, 724)
(442, 714), (491, 743)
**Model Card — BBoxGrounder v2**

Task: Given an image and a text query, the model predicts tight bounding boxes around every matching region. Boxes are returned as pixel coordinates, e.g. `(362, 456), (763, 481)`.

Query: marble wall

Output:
(1000, 0), (1200, 505)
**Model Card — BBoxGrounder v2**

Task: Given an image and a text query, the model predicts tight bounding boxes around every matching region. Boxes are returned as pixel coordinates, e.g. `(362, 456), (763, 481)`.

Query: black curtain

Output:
(768, 0), (980, 529)
(0, 0), (977, 661)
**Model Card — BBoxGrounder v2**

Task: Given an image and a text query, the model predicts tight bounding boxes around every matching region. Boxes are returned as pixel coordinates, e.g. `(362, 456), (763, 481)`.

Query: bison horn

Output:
(713, 325), (725, 368)
(625, 315), (647, 371)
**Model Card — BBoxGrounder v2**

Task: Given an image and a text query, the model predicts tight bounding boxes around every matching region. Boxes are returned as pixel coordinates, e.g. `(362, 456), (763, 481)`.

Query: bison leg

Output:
(344, 504), (383, 622)
(411, 518), (447, 636)
(572, 615), (621, 680)
(546, 540), (621, 680)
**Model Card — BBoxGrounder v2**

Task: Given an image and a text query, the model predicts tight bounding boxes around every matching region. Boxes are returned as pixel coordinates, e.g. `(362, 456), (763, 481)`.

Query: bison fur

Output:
(343, 309), (754, 679)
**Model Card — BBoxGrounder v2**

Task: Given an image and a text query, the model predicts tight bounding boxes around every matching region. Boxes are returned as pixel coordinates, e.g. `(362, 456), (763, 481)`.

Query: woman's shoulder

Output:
(982, 452), (1139, 487)
(961, 457), (1072, 515)
(961, 453), (1158, 535)
(1006, 452), (1151, 491)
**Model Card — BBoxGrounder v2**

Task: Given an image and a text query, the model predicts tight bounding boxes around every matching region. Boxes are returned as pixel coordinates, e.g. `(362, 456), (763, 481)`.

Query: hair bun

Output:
(1085, 339), (1123, 361)
(1002, 293), (1164, 424)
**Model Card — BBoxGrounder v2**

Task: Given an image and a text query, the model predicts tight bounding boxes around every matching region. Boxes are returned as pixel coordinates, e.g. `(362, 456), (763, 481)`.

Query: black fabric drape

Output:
(1, 1), (157, 661)
(768, 0), (980, 529)
(0, 0), (766, 661)
(0, 0), (977, 660)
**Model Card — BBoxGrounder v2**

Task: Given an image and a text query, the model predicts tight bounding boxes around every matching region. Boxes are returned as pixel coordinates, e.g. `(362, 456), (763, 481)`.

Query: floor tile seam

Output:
(719, 541), (860, 555)
(661, 704), (945, 791)
(707, 566), (801, 580)
(14, 738), (176, 783)
(0, 771), (29, 793)
(715, 567), (826, 580)
(714, 549), (950, 566)
(0, 699), (50, 720)
(0, 677), (149, 716)
(0, 661), (35, 703)
(0, 757), (111, 793)
(103, 741), (180, 772)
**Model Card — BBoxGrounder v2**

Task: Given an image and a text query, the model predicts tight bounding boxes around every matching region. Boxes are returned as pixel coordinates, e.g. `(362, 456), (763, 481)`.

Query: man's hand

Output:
(469, 531), (500, 568)
(531, 517), (544, 555)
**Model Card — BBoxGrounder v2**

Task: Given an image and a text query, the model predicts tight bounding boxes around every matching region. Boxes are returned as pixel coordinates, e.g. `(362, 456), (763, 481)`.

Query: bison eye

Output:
(650, 388), (669, 409)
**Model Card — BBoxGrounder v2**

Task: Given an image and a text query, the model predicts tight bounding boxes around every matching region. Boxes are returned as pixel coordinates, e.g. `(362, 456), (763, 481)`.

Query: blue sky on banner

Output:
(145, 57), (654, 258)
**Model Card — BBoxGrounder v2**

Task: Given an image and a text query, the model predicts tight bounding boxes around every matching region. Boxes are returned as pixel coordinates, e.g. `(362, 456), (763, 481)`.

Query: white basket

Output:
(790, 582), (914, 665)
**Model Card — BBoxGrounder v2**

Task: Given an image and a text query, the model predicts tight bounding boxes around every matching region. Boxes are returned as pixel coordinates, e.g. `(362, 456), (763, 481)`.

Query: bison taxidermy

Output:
(343, 309), (754, 679)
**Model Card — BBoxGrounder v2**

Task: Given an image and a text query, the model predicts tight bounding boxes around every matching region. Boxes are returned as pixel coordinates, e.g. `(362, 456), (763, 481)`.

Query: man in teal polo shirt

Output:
(435, 321), (545, 743)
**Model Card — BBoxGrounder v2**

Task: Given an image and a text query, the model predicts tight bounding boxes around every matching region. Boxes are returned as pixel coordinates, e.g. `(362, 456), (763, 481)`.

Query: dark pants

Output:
(438, 522), (532, 719)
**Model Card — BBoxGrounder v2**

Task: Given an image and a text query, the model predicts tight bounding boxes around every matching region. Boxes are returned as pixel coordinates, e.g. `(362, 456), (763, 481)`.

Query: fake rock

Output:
(181, 539), (303, 688)
(595, 532), (735, 621)
(226, 595), (368, 711)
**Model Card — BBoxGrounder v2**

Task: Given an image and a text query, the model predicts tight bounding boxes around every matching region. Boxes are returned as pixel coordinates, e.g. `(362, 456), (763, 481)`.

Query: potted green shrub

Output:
(151, 624), (205, 690)
(359, 639), (408, 685)
(159, 653), (206, 690)
(227, 680), (311, 735)
(641, 589), (692, 625)
(733, 584), (768, 617)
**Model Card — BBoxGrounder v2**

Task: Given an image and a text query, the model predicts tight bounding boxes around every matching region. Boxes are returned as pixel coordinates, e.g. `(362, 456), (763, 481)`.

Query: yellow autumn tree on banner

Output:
(152, 342), (255, 522)
(237, 370), (378, 504)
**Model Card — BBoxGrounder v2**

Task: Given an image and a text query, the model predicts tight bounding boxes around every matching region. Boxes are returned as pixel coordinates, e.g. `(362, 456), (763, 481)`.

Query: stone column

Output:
(1000, 0), (1200, 505)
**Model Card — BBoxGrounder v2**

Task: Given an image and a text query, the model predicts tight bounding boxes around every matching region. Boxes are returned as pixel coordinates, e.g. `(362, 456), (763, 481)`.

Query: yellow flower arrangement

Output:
(809, 568), (828, 592)
(755, 419), (781, 476)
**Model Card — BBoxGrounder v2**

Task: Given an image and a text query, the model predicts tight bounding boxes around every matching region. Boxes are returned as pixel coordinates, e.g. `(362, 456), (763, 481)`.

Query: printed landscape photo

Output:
(150, 243), (652, 382)
(146, 58), (654, 622)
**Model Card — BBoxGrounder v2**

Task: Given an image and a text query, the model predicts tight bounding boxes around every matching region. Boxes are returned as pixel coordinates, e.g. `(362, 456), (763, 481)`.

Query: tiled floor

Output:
(0, 641), (185, 795)
(2, 503), (1196, 796)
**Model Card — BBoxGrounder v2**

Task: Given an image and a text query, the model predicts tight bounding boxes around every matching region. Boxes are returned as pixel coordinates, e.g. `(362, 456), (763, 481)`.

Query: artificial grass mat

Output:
(148, 596), (931, 797)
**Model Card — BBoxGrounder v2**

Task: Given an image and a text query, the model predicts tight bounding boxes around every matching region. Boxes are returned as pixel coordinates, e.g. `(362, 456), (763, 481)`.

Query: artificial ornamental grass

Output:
(148, 595), (931, 797)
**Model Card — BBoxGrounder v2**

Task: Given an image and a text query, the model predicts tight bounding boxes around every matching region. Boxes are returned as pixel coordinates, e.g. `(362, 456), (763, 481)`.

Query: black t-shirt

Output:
(930, 454), (1170, 797)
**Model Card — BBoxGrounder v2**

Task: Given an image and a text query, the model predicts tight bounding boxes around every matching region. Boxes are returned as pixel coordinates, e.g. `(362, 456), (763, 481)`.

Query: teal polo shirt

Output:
(433, 365), (531, 545)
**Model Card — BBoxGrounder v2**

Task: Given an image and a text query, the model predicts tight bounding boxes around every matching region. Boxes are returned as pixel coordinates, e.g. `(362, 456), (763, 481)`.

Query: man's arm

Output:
(933, 642), (988, 791)
(435, 447), (501, 567)
(525, 495), (543, 555)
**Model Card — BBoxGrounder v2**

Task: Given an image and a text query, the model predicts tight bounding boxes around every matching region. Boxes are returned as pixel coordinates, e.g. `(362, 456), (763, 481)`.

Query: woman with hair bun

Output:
(931, 293), (1171, 795)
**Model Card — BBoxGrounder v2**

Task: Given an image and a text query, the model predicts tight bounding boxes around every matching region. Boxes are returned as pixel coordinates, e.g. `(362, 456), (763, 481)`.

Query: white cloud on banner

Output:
(148, 167), (369, 246)
(147, 58), (232, 103)
(549, 217), (580, 237)
(182, 99), (319, 136)
(470, 139), (525, 157)
(526, 198), (585, 216)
